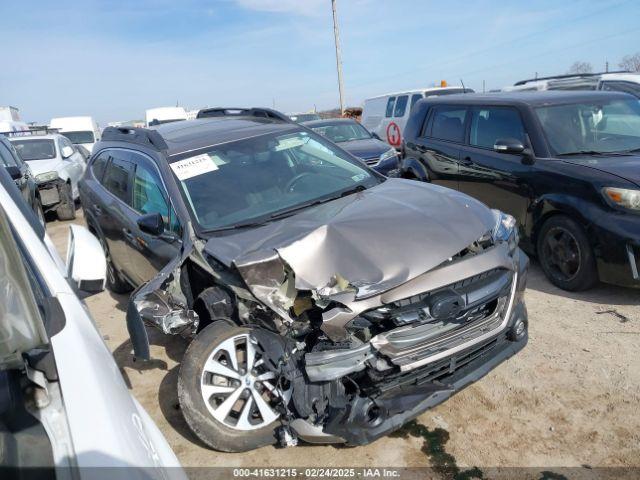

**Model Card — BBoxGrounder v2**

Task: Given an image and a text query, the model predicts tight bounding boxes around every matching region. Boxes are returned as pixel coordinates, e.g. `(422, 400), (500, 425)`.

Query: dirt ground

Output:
(48, 210), (640, 473)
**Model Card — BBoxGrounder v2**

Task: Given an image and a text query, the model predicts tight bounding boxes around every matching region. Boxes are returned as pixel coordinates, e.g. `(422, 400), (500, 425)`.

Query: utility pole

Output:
(331, 0), (345, 115)
(605, 60), (609, 72)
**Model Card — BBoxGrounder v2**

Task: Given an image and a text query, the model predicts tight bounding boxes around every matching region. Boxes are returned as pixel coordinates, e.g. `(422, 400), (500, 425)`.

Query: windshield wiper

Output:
(338, 184), (367, 198)
(269, 198), (327, 220)
(558, 150), (633, 157)
(269, 185), (368, 221)
(558, 150), (606, 156)
(207, 219), (269, 233)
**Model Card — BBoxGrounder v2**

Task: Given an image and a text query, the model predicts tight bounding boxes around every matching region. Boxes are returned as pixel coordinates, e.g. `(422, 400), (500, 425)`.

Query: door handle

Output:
(460, 156), (474, 166)
(93, 204), (102, 215)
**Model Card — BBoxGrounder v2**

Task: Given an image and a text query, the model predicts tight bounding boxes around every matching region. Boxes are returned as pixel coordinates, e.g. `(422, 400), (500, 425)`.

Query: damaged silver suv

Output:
(79, 108), (529, 452)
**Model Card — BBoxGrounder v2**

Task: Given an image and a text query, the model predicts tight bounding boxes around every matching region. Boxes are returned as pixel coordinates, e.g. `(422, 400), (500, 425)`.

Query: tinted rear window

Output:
(91, 152), (109, 181)
(385, 97), (396, 118)
(429, 107), (468, 143)
(103, 154), (133, 204)
(394, 95), (409, 117)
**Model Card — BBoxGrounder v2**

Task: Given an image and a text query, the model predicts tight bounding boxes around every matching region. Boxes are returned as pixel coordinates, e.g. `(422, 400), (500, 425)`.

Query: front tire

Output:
(178, 322), (288, 452)
(536, 215), (598, 291)
(56, 182), (76, 220)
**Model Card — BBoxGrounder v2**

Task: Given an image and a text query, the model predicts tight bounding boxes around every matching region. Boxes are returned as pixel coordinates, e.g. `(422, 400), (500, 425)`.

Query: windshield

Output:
(171, 130), (379, 231)
(536, 98), (640, 155)
(311, 122), (371, 143)
(61, 131), (95, 144)
(11, 139), (56, 160)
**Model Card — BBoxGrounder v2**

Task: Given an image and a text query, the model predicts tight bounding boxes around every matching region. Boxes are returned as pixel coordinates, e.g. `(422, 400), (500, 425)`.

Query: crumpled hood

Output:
(338, 138), (391, 159)
(560, 155), (640, 188)
(26, 159), (64, 177)
(204, 178), (496, 299)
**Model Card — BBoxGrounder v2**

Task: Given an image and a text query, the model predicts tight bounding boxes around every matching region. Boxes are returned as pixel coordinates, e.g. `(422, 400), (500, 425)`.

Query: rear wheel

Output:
(56, 182), (76, 220)
(178, 322), (290, 452)
(536, 215), (598, 291)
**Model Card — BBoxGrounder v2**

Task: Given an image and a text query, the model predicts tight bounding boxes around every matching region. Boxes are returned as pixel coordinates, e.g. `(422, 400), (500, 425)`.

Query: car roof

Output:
(150, 117), (300, 157)
(8, 133), (60, 140)
(302, 118), (357, 127)
(366, 86), (467, 100)
(419, 90), (634, 107)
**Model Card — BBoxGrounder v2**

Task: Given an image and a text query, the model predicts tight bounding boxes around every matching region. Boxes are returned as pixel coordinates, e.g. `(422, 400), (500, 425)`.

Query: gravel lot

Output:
(48, 210), (640, 474)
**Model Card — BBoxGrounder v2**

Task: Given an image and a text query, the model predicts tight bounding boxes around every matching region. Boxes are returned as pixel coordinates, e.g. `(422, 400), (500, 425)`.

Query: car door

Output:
(93, 150), (139, 284)
(456, 105), (532, 224)
(412, 105), (468, 190)
(126, 151), (182, 286)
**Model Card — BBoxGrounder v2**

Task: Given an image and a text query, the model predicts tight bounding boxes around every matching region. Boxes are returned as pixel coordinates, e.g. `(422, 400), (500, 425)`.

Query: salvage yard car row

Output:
(0, 85), (638, 469)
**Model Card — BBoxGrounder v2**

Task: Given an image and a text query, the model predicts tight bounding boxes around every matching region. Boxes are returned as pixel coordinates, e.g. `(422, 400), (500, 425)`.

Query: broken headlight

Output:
(491, 209), (518, 254)
(36, 171), (58, 183)
(379, 148), (398, 163)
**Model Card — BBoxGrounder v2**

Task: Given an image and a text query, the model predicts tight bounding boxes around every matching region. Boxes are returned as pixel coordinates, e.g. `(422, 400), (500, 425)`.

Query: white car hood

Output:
(26, 159), (64, 177)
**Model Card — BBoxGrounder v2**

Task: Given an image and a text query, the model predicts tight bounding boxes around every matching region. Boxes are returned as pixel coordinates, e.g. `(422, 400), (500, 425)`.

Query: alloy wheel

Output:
(542, 226), (581, 282)
(200, 333), (289, 431)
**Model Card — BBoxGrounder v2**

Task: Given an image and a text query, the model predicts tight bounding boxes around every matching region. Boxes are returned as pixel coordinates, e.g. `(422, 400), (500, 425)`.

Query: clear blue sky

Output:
(1, 0), (638, 125)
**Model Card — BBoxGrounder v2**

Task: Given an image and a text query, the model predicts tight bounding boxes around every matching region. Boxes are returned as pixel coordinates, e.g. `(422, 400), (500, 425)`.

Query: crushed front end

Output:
(289, 243), (528, 445)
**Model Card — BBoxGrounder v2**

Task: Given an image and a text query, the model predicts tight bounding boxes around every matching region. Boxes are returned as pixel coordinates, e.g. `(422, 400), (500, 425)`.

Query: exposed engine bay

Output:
(125, 180), (529, 447)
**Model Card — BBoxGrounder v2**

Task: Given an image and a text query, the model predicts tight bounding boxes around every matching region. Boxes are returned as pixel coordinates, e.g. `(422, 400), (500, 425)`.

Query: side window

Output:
(131, 154), (181, 235)
(469, 107), (525, 149)
(385, 97), (396, 118)
(0, 142), (19, 168)
(90, 152), (109, 181)
(102, 153), (134, 204)
(393, 95), (409, 117)
(410, 94), (423, 112)
(429, 106), (468, 143)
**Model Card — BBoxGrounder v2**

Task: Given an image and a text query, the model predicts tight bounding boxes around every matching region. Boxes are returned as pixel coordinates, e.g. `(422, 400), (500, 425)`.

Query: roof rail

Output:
(196, 107), (291, 122)
(0, 126), (60, 137)
(514, 70), (632, 86)
(101, 126), (168, 151)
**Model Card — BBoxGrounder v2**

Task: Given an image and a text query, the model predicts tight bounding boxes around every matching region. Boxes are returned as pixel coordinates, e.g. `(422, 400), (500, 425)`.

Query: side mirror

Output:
(5, 165), (22, 180)
(137, 212), (164, 236)
(493, 138), (526, 155)
(66, 225), (106, 294)
(371, 132), (382, 140)
(61, 145), (74, 159)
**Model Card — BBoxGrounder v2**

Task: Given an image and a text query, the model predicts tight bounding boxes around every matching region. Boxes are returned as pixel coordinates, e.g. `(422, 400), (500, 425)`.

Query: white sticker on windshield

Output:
(170, 154), (218, 181)
(352, 173), (367, 182)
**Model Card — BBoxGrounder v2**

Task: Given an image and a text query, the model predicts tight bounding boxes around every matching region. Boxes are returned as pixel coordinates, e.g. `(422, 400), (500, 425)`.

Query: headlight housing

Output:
(602, 187), (640, 212)
(491, 209), (519, 254)
(36, 171), (59, 183)
(379, 148), (398, 163)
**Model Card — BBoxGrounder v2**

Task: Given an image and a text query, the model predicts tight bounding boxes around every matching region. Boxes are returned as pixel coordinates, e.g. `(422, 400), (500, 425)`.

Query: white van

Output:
(50, 116), (101, 153)
(145, 106), (188, 127)
(362, 86), (473, 148)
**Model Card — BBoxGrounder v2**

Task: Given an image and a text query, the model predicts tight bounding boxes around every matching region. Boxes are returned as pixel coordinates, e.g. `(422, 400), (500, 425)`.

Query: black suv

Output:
(401, 91), (640, 291)
(79, 108), (528, 452)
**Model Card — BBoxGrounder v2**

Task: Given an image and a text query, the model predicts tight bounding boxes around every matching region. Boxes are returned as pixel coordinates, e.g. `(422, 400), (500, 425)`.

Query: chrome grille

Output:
(370, 268), (516, 371)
